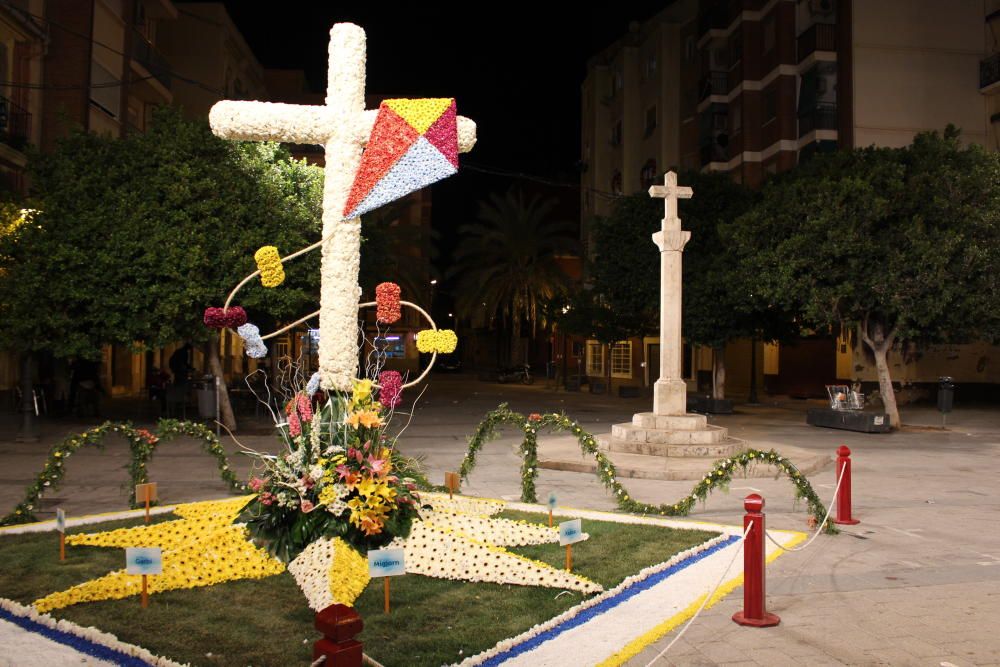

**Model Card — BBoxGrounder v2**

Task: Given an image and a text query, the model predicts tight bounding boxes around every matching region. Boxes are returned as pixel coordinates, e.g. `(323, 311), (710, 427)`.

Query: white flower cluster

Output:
(454, 532), (730, 667)
(287, 537), (370, 611)
(395, 520), (602, 594)
(0, 597), (188, 667)
(422, 509), (558, 547)
(422, 492), (505, 517)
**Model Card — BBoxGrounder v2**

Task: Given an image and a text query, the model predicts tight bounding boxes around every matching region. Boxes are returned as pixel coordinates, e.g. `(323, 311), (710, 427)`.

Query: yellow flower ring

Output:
(253, 246), (286, 288)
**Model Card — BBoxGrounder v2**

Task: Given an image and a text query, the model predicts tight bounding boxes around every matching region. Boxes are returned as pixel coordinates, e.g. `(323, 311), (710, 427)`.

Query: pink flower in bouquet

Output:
(378, 370), (403, 409)
(296, 393), (313, 422)
(300, 476), (315, 490)
(300, 500), (315, 513)
(368, 455), (388, 476)
(528, 413), (542, 422)
(259, 492), (275, 506)
(248, 477), (266, 492)
(287, 410), (301, 437)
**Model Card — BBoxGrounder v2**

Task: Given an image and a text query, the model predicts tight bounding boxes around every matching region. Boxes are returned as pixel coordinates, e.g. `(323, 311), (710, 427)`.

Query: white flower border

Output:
(0, 506), (177, 536)
(0, 597), (188, 667)
(451, 532), (731, 667)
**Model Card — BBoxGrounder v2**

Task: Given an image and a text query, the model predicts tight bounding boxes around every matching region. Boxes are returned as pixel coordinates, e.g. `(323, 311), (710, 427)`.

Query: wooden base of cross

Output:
(314, 604), (363, 667)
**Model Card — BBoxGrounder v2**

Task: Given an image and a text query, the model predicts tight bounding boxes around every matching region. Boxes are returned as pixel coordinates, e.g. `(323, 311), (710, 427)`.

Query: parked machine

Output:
(497, 363), (533, 385)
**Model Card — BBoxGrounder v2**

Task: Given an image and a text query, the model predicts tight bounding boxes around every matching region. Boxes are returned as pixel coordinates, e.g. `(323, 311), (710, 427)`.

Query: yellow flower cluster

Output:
(346, 474), (397, 536)
(416, 329), (458, 354)
(36, 497), (283, 613)
(329, 538), (370, 605)
(254, 245), (285, 288)
(384, 98), (454, 134)
(346, 409), (382, 429)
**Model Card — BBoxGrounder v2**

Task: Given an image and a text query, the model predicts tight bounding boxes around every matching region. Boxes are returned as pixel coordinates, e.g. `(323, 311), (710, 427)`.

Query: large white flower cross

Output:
(209, 23), (477, 391)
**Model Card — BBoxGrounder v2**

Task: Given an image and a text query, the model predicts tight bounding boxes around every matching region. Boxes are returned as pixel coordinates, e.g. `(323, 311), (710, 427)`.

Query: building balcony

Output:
(131, 29), (172, 91)
(699, 71), (729, 101)
(797, 22), (837, 62)
(798, 105), (837, 137)
(699, 141), (728, 166)
(0, 95), (31, 152)
(981, 53), (1000, 93)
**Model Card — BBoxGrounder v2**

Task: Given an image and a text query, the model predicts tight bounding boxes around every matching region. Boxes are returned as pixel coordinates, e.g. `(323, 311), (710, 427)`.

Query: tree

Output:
(450, 188), (578, 364)
(588, 173), (784, 399)
(0, 108), (323, 430)
(730, 128), (1000, 427)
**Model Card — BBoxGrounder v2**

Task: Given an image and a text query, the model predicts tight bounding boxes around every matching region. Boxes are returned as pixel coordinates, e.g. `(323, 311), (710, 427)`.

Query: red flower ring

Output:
(378, 370), (403, 409)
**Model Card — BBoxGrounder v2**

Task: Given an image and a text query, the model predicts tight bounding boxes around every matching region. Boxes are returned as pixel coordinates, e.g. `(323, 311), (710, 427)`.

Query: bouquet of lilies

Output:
(238, 378), (422, 562)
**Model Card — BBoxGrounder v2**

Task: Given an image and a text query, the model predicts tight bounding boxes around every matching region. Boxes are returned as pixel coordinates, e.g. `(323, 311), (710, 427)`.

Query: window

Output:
(644, 106), (657, 136)
(611, 341), (632, 378)
(374, 335), (405, 358)
(90, 60), (121, 118)
(763, 89), (777, 124)
(610, 120), (623, 147)
(762, 14), (776, 54)
(586, 341), (604, 376)
(729, 31), (742, 67)
(643, 52), (657, 80)
(640, 159), (657, 190)
(731, 98), (742, 133)
(610, 170), (623, 195)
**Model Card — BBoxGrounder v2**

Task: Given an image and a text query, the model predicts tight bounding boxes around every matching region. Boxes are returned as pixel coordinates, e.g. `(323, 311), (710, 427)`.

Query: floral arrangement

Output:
(202, 306), (247, 329)
(0, 421), (244, 526)
(238, 378), (423, 561)
(34, 498), (283, 613)
(253, 246), (285, 288)
(416, 329), (458, 354)
(375, 281), (401, 324)
(459, 404), (836, 533)
(287, 537), (371, 611)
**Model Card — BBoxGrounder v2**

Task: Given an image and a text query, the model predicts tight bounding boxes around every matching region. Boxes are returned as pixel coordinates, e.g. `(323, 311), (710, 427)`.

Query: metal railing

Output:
(797, 22), (837, 62)
(798, 104), (837, 136)
(131, 28), (172, 90)
(699, 71), (729, 101)
(981, 53), (1000, 91)
(0, 94), (31, 150)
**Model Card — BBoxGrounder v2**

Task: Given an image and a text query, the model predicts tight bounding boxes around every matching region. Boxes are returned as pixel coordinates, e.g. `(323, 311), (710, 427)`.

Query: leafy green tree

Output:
(730, 128), (1000, 427)
(0, 108), (323, 430)
(450, 188), (578, 364)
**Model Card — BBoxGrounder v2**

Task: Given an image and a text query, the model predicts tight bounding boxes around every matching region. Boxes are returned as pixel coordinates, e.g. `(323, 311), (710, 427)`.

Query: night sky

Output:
(196, 2), (671, 282)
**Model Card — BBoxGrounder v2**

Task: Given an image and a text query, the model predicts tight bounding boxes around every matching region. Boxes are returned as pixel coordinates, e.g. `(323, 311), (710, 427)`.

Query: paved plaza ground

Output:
(1, 374), (998, 666)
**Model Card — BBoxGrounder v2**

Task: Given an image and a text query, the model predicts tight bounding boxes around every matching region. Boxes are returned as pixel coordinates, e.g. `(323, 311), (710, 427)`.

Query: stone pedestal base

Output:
(606, 412), (743, 458)
(653, 379), (688, 416)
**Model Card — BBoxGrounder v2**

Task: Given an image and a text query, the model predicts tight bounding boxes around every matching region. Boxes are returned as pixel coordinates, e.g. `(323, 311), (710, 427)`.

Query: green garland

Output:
(0, 420), (246, 526)
(460, 403), (836, 533)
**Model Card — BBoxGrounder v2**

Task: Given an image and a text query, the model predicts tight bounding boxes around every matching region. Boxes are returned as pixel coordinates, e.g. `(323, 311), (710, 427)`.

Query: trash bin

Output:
(197, 375), (218, 419)
(937, 376), (954, 414)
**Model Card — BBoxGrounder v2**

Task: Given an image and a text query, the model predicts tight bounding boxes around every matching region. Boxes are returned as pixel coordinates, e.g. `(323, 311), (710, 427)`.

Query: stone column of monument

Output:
(603, 172), (743, 460)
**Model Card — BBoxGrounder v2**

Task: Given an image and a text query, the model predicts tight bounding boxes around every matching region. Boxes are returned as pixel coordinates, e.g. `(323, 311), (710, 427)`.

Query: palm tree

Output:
(450, 188), (579, 364)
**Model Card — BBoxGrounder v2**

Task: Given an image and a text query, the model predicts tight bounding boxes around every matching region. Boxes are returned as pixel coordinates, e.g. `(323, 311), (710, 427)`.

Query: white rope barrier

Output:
(764, 461), (846, 553)
(362, 653), (387, 667)
(310, 656), (326, 667)
(644, 520), (754, 666)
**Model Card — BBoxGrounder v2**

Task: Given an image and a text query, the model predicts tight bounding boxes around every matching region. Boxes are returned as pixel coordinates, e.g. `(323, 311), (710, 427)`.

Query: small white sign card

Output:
(559, 518), (586, 546)
(367, 548), (406, 578)
(55, 508), (66, 534)
(126, 547), (163, 576)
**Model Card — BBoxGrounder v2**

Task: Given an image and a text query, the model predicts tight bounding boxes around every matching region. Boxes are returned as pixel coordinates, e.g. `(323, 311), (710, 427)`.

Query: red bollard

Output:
(314, 604), (363, 667)
(732, 493), (780, 627)
(832, 445), (860, 525)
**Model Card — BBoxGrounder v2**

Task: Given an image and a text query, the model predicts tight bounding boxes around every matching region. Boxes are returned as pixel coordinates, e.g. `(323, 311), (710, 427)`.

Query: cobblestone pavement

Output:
(2, 374), (998, 665)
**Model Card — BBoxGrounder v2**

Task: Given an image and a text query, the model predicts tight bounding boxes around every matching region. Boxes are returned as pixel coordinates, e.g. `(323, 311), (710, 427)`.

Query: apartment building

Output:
(0, 0), (45, 197)
(581, 0), (998, 398)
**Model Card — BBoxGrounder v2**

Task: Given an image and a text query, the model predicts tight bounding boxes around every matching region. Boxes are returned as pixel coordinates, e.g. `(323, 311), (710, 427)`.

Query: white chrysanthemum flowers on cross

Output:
(209, 23), (476, 391)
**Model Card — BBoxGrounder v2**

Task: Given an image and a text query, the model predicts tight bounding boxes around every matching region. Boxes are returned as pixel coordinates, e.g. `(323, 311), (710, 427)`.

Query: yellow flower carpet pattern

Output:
(34, 497), (284, 613)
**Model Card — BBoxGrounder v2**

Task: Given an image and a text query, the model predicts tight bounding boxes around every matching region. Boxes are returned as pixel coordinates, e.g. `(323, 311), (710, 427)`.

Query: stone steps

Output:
(610, 421), (728, 445)
(604, 429), (745, 458)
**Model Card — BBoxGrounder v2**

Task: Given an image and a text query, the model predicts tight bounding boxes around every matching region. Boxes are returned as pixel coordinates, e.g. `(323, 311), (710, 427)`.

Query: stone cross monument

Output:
(208, 24), (476, 391)
(648, 171), (693, 416)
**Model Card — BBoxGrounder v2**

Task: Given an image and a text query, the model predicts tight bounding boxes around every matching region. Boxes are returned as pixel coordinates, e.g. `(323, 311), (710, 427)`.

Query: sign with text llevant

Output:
(367, 548), (406, 577)
(559, 518), (585, 546)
